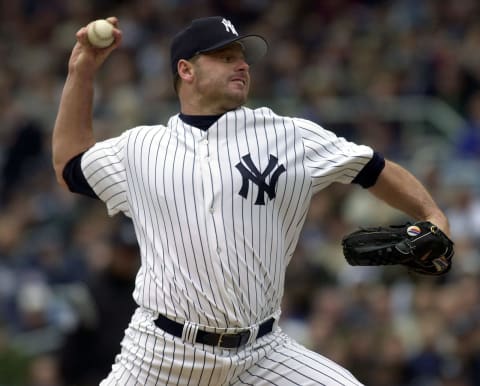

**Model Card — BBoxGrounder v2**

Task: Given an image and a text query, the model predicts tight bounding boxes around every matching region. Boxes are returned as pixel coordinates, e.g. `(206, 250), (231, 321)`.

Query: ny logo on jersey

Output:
(235, 154), (286, 205)
(221, 18), (238, 36)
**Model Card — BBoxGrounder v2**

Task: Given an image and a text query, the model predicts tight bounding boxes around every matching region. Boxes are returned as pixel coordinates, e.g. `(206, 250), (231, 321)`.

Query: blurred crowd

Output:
(0, 0), (480, 385)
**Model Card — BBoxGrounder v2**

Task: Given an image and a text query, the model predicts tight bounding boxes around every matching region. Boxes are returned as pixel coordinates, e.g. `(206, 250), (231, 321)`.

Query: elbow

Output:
(51, 139), (65, 187)
(52, 159), (68, 188)
(51, 150), (68, 188)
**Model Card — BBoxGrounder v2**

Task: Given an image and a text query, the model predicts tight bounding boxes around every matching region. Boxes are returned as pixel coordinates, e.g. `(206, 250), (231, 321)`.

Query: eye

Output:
(222, 55), (233, 63)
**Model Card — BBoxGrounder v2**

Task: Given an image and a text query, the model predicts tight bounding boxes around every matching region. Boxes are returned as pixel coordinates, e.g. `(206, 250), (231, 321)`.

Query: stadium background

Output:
(0, 0), (479, 385)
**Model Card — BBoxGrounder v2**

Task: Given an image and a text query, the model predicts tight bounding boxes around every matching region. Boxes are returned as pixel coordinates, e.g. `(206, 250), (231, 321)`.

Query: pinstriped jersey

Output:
(81, 106), (374, 329)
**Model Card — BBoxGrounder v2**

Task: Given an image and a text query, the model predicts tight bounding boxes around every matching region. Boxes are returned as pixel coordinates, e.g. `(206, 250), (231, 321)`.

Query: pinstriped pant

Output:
(100, 308), (363, 386)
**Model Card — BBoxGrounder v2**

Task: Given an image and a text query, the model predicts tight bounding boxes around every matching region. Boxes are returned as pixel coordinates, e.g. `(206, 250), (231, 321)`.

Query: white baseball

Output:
(87, 19), (114, 48)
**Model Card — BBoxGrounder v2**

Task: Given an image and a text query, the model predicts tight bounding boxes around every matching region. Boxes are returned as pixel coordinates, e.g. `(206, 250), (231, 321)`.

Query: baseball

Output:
(87, 19), (114, 48)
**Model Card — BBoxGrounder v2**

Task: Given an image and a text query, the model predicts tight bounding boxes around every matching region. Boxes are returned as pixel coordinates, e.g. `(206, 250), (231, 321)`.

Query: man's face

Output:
(191, 43), (250, 111)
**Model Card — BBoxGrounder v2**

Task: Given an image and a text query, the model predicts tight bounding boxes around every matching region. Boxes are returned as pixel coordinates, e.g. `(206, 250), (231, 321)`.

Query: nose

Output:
(237, 58), (249, 72)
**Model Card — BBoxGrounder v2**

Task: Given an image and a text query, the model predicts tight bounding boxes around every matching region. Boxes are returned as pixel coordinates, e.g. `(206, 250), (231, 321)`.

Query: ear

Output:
(177, 59), (195, 84)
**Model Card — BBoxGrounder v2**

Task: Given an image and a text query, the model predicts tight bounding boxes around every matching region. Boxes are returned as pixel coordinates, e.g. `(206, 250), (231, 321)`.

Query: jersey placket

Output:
(197, 129), (238, 318)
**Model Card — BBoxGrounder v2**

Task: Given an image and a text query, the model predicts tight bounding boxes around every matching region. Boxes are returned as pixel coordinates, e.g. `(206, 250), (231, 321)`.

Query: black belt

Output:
(154, 314), (275, 349)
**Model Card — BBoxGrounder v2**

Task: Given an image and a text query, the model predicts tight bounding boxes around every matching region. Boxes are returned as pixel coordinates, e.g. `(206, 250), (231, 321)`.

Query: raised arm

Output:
(368, 159), (450, 235)
(52, 17), (122, 188)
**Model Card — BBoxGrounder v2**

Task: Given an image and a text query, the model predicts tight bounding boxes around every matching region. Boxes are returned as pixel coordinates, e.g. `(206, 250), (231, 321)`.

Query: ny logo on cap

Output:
(221, 18), (238, 36)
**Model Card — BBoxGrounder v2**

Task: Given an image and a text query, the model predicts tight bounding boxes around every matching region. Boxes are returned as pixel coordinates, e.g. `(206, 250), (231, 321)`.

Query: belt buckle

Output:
(216, 330), (250, 348)
(216, 331), (227, 348)
(238, 330), (250, 346)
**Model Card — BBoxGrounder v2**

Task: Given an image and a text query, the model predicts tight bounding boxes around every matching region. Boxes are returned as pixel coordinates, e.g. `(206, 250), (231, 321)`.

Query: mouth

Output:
(230, 77), (247, 86)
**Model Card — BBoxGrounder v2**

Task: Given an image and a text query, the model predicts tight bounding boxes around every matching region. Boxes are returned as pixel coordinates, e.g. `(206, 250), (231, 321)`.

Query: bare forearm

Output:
(52, 71), (95, 186)
(368, 160), (450, 235)
(51, 17), (122, 187)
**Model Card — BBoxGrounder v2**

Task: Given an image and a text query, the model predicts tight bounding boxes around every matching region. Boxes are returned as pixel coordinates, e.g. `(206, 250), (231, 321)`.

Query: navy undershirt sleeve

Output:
(351, 151), (385, 188)
(62, 152), (99, 199)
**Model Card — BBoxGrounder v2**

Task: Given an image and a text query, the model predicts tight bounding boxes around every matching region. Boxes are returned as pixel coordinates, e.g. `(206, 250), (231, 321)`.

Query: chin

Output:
(222, 94), (247, 110)
(233, 90), (249, 104)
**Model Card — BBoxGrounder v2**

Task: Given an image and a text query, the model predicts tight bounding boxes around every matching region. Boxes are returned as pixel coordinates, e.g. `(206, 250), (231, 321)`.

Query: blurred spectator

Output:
(59, 218), (139, 386)
(455, 90), (480, 158)
(0, 321), (30, 386)
(27, 354), (62, 386)
(445, 186), (480, 274)
(0, 120), (44, 206)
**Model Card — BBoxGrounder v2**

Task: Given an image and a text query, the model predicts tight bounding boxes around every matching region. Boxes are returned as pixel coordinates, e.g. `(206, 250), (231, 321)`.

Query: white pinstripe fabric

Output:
(100, 308), (363, 386)
(83, 106), (372, 384)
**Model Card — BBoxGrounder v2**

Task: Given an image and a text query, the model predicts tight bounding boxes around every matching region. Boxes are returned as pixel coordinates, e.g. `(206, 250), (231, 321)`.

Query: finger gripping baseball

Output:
(342, 221), (454, 275)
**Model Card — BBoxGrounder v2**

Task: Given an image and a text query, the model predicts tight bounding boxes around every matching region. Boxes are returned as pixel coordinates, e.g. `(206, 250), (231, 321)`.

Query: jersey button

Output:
(209, 207), (215, 213)
(216, 247), (222, 254)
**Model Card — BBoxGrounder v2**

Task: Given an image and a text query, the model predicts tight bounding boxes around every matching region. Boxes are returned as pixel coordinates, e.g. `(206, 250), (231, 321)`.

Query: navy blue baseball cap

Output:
(170, 16), (268, 74)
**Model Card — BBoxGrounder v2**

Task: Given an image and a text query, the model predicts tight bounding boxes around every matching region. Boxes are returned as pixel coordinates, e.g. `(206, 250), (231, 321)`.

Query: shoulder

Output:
(247, 106), (275, 116)
(244, 106), (287, 119)
(245, 106), (321, 126)
(84, 125), (167, 158)
(242, 106), (303, 127)
(127, 124), (167, 135)
(241, 106), (332, 141)
(118, 124), (168, 144)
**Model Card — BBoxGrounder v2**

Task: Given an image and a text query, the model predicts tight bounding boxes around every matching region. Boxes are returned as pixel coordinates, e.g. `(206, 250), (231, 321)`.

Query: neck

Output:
(180, 101), (232, 115)
(179, 91), (242, 115)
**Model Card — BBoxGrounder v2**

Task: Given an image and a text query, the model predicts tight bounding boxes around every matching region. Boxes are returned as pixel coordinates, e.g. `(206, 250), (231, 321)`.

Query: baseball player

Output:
(52, 16), (451, 385)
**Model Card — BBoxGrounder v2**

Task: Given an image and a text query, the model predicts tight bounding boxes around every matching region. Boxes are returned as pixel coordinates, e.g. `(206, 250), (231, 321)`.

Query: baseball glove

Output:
(341, 221), (454, 275)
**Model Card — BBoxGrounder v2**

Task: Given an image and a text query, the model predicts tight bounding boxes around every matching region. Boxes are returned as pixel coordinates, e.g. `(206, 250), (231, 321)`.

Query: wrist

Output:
(424, 214), (450, 237)
(68, 65), (96, 82)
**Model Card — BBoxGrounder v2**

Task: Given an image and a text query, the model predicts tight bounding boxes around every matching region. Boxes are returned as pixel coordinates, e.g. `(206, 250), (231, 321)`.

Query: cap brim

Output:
(198, 34), (268, 64)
